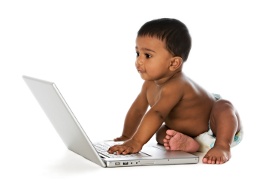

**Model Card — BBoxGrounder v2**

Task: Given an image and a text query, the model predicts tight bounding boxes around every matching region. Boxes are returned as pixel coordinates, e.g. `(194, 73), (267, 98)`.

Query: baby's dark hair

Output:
(137, 18), (191, 62)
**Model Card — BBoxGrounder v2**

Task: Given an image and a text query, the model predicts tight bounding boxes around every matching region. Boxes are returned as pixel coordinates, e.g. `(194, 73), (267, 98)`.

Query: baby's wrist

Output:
(130, 137), (145, 147)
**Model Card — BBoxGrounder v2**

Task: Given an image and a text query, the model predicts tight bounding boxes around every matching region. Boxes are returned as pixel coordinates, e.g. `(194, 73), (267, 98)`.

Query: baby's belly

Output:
(165, 118), (209, 137)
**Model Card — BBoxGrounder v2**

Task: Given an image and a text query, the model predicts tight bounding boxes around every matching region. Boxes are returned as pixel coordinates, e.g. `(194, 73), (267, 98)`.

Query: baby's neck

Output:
(154, 71), (182, 86)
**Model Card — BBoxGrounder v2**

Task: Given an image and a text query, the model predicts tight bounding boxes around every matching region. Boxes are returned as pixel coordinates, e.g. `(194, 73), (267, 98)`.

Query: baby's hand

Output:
(114, 135), (129, 141)
(108, 139), (142, 155)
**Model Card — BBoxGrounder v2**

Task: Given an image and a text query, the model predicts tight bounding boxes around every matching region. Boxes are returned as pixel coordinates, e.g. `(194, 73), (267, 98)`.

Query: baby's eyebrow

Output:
(135, 46), (156, 53)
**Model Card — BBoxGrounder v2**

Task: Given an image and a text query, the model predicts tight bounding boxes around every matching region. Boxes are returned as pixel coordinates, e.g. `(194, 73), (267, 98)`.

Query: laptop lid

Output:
(23, 75), (106, 167)
(23, 75), (199, 167)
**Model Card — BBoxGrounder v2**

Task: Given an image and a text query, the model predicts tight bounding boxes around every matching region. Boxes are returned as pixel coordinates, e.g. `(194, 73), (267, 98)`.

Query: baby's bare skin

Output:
(108, 33), (241, 164)
(163, 129), (200, 152)
(163, 130), (232, 164)
(157, 98), (241, 164)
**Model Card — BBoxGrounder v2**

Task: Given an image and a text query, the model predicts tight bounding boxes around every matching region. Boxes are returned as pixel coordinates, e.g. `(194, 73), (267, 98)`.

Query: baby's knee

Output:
(215, 100), (241, 130)
(212, 99), (235, 114)
(210, 100), (237, 126)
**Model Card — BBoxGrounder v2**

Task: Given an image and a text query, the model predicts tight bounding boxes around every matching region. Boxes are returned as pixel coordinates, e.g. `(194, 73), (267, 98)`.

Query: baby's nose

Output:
(136, 58), (143, 67)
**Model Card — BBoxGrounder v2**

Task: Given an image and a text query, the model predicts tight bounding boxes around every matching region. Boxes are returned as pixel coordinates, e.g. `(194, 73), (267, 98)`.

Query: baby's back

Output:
(147, 73), (216, 137)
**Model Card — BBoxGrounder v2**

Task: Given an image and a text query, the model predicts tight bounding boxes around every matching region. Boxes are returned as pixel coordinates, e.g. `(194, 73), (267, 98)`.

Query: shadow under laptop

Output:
(47, 150), (101, 174)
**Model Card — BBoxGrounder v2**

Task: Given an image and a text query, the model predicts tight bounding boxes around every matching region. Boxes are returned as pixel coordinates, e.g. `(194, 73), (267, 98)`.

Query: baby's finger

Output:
(108, 145), (126, 155)
(108, 145), (120, 153)
(115, 147), (126, 155)
(122, 147), (133, 155)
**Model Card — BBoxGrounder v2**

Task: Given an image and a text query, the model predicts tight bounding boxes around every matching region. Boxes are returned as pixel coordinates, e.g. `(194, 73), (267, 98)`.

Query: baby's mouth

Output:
(137, 69), (143, 73)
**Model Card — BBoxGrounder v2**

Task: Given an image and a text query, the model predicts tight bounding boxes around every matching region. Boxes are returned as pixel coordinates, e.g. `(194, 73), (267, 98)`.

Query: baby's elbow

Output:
(153, 110), (166, 121)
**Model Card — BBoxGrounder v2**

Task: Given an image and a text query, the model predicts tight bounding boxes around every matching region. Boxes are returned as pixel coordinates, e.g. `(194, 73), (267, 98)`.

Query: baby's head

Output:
(137, 18), (191, 62)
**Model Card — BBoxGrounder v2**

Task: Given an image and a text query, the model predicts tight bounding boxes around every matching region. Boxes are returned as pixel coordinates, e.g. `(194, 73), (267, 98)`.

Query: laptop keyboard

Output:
(94, 143), (150, 158)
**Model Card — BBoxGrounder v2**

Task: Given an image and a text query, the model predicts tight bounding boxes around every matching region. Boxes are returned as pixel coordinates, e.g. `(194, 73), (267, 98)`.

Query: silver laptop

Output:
(23, 75), (199, 167)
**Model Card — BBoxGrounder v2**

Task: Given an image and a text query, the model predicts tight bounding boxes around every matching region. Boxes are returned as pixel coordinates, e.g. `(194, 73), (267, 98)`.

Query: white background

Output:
(1, 0), (274, 193)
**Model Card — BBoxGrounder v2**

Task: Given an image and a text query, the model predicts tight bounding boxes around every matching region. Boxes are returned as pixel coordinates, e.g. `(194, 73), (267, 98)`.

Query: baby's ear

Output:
(169, 57), (183, 71)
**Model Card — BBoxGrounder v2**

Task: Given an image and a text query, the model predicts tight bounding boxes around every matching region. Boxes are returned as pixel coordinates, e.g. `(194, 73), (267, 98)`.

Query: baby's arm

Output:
(114, 82), (149, 141)
(109, 83), (183, 154)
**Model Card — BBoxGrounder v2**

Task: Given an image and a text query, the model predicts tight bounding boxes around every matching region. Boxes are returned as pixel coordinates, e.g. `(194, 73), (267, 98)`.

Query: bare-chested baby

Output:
(108, 18), (242, 164)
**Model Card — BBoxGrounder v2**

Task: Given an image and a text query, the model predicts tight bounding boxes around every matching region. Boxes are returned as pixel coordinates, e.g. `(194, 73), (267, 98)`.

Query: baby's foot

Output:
(163, 129), (199, 153)
(202, 145), (231, 164)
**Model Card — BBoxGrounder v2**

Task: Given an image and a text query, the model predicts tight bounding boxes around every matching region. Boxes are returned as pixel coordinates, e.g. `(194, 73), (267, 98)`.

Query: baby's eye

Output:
(136, 52), (140, 57)
(145, 54), (151, 59)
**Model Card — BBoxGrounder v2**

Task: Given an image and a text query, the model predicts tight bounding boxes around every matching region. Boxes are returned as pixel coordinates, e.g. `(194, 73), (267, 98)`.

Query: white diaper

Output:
(194, 128), (243, 152)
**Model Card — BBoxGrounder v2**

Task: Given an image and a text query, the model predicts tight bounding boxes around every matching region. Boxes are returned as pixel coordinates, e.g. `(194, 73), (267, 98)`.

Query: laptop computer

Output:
(23, 75), (199, 167)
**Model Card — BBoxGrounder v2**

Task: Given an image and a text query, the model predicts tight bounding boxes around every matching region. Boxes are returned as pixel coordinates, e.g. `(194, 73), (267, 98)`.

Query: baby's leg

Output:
(203, 99), (241, 164)
(155, 125), (199, 153)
